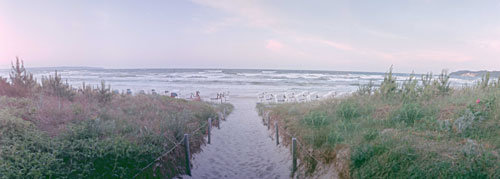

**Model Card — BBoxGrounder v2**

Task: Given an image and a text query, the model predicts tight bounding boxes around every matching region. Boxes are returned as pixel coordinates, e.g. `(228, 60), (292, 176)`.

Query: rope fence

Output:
(133, 138), (185, 178)
(264, 111), (322, 176)
(133, 107), (320, 178)
(132, 108), (227, 178)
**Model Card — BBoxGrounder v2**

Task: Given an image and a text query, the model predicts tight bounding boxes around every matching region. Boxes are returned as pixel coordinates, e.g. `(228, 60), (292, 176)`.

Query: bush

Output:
(302, 111), (330, 128)
(259, 66), (500, 178)
(480, 72), (491, 89)
(337, 100), (361, 121)
(41, 71), (75, 100)
(379, 66), (397, 97)
(7, 57), (38, 97)
(435, 70), (451, 95)
(0, 111), (62, 178)
(400, 74), (418, 101)
(57, 120), (162, 178)
(357, 80), (374, 96)
(393, 102), (423, 126)
(0, 60), (234, 178)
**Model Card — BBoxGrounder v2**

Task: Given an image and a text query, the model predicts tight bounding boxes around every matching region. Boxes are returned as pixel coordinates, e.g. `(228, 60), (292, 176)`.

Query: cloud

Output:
(191, 0), (355, 52)
(475, 39), (500, 51)
(266, 39), (283, 51)
(189, 0), (489, 72)
(319, 39), (354, 51)
(202, 17), (240, 34)
(415, 51), (472, 62)
(190, 0), (276, 29)
(389, 50), (472, 63)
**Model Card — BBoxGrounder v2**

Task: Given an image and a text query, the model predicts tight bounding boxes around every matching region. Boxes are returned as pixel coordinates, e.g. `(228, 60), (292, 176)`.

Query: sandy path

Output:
(184, 98), (292, 179)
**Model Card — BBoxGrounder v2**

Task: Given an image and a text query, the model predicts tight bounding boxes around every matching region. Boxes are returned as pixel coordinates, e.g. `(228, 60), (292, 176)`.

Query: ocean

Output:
(0, 68), (478, 100)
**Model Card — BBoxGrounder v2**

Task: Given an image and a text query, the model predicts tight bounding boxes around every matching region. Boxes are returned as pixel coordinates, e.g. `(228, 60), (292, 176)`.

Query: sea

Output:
(0, 68), (478, 100)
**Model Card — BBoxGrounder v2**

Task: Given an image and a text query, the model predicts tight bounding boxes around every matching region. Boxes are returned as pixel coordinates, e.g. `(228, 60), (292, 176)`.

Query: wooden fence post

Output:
(184, 134), (191, 176)
(267, 113), (270, 130)
(275, 122), (279, 145)
(223, 108), (226, 119)
(292, 138), (297, 174)
(217, 113), (221, 129)
(208, 118), (212, 144)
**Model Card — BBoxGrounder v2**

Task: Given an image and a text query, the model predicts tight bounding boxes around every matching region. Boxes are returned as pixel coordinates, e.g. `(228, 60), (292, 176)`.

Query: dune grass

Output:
(0, 59), (233, 178)
(258, 69), (500, 178)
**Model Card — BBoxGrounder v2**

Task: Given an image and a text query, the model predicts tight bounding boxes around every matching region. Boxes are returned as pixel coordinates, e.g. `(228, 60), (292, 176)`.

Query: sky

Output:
(1, 0), (500, 73)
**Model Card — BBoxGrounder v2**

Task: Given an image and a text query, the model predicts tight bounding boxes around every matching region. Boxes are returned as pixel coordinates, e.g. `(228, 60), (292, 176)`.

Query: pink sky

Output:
(1, 0), (500, 73)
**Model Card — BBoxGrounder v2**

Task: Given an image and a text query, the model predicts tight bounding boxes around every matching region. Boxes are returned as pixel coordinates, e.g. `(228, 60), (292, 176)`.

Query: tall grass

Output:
(0, 59), (233, 178)
(258, 68), (500, 178)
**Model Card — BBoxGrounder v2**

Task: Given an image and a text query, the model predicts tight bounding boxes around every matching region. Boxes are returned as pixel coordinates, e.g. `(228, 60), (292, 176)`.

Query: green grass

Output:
(258, 70), (500, 178)
(0, 95), (232, 178)
(0, 60), (234, 178)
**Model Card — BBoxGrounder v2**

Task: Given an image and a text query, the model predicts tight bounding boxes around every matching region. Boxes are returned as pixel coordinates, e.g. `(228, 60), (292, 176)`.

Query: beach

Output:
(185, 97), (292, 179)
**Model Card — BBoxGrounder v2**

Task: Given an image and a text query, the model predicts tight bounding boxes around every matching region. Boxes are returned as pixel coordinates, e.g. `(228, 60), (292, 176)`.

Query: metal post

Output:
(184, 134), (191, 176)
(275, 122), (279, 145)
(292, 138), (297, 174)
(208, 118), (212, 144)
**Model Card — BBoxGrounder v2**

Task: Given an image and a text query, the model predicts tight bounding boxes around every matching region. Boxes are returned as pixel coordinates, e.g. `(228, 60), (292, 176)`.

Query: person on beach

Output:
(194, 91), (201, 101)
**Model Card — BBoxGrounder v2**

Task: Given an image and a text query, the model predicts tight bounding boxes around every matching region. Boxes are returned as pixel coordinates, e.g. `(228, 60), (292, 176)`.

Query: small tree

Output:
(357, 80), (374, 96)
(419, 72), (437, 98)
(497, 76), (500, 88)
(0, 77), (12, 96)
(8, 57), (37, 97)
(97, 80), (112, 104)
(379, 66), (397, 97)
(401, 73), (418, 100)
(421, 72), (433, 87)
(41, 70), (75, 100)
(479, 72), (490, 89)
(434, 70), (451, 95)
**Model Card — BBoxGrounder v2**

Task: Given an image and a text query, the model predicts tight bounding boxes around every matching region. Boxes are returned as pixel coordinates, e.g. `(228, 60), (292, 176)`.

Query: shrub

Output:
(497, 76), (500, 88)
(379, 66), (397, 97)
(302, 111), (330, 128)
(96, 80), (112, 104)
(435, 70), (451, 95)
(351, 143), (388, 169)
(393, 102), (423, 125)
(259, 66), (500, 178)
(421, 72), (433, 87)
(0, 60), (233, 178)
(480, 72), (491, 89)
(0, 77), (14, 96)
(327, 129), (344, 146)
(8, 57), (38, 97)
(357, 80), (374, 96)
(41, 71), (75, 100)
(56, 120), (162, 178)
(337, 100), (361, 121)
(419, 72), (438, 98)
(0, 111), (63, 178)
(401, 73), (419, 101)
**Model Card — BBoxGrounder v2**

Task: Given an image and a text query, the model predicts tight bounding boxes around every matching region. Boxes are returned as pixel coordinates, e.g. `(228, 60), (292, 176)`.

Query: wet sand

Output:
(184, 97), (292, 179)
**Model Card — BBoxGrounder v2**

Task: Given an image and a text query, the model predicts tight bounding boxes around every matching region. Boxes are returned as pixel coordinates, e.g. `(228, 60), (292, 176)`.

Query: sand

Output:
(184, 97), (292, 179)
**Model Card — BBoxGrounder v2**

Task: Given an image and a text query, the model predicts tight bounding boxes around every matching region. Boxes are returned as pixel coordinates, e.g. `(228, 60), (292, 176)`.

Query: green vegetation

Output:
(258, 67), (500, 178)
(0, 58), (233, 178)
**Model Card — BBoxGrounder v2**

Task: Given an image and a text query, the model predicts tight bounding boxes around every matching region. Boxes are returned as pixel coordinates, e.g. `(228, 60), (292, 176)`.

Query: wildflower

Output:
(476, 99), (481, 104)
